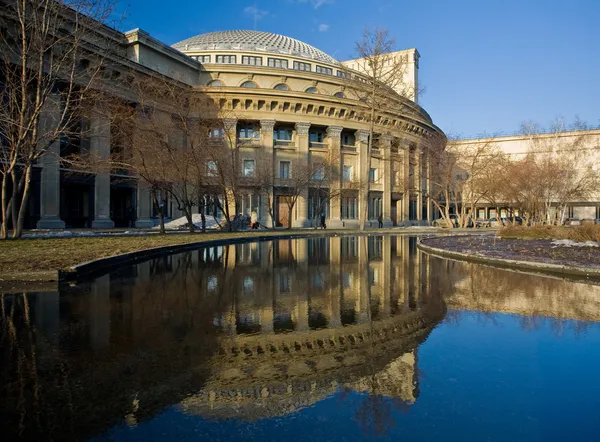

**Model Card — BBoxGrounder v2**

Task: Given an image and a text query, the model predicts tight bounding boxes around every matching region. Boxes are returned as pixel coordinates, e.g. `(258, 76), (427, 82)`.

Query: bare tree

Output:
(0, 0), (118, 238)
(342, 27), (418, 230)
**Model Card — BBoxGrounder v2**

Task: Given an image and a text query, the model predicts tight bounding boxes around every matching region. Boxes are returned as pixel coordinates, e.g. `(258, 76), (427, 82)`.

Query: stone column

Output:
(90, 110), (114, 228)
(426, 147), (433, 225)
(223, 118), (238, 219)
(326, 126), (343, 228)
(294, 122), (310, 228)
(381, 134), (393, 227)
(381, 236), (392, 317)
(357, 236), (370, 323)
(37, 95), (65, 229)
(402, 145), (411, 225)
(355, 129), (370, 228)
(135, 181), (154, 228)
(260, 119), (275, 227)
(416, 147), (423, 224)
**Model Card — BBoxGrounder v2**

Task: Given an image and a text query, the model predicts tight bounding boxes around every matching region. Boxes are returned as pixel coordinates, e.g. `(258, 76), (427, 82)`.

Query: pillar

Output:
(135, 181), (154, 228)
(381, 134), (393, 227)
(416, 147), (423, 224)
(402, 145), (411, 225)
(37, 95), (65, 229)
(223, 118), (238, 218)
(381, 236), (392, 317)
(355, 129), (370, 229)
(356, 236), (370, 323)
(426, 147), (433, 225)
(90, 110), (114, 228)
(293, 122), (310, 227)
(260, 119), (276, 227)
(326, 126), (343, 228)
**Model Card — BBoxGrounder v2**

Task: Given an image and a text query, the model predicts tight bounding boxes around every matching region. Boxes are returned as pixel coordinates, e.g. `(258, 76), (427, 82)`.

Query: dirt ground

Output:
(421, 235), (600, 269)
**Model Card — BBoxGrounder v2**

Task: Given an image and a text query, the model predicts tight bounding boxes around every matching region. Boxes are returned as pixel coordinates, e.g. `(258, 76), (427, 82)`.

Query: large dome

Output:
(172, 30), (338, 64)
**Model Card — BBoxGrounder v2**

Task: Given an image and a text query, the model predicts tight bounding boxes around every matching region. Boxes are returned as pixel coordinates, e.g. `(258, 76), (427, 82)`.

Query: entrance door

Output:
(277, 196), (291, 227)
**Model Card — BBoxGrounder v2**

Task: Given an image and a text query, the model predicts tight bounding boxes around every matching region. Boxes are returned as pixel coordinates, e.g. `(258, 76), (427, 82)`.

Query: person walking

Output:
(378, 213), (383, 228)
(320, 213), (327, 230)
(250, 209), (259, 229)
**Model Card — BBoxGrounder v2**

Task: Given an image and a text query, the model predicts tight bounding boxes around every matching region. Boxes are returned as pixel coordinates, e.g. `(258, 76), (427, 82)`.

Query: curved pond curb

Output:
(59, 229), (437, 283)
(417, 236), (600, 279)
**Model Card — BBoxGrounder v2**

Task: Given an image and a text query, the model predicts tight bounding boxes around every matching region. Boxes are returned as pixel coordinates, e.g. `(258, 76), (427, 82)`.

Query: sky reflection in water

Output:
(2, 235), (600, 441)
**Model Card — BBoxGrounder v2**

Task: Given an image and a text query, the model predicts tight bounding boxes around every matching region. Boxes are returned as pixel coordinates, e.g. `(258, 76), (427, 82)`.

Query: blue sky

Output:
(114, 0), (600, 138)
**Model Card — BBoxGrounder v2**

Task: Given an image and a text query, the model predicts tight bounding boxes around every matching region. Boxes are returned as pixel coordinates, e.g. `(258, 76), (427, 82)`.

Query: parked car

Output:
(563, 218), (582, 226)
(475, 218), (492, 228)
(488, 217), (504, 228)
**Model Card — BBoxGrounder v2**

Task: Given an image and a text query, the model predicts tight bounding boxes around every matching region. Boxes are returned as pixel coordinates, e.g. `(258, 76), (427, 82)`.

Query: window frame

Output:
(216, 54), (236, 64)
(279, 160), (291, 179)
(293, 61), (311, 72)
(268, 57), (289, 69)
(242, 55), (263, 66)
(243, 159), (256, 177)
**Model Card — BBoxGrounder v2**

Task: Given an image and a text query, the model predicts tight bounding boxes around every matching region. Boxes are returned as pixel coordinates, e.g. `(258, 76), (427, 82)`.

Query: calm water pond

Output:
(2, 235), (600, 441)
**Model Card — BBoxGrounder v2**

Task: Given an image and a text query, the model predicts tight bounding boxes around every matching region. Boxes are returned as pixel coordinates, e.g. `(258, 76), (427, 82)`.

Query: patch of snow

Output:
(551, 239), (599, 248)
(158, 214), (223, 231)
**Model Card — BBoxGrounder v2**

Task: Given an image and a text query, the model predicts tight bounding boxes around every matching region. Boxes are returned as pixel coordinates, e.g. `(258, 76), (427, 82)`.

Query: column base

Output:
(293, 217), (309, 228)
(92, 219), (114, 229)
(135, 218), (155, 228)
(36, 216), (65, 229)
(327, 218), (344, 229)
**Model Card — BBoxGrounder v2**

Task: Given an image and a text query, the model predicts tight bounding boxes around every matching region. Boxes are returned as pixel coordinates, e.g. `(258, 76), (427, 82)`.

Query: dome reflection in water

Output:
(3, 235), (600, 441)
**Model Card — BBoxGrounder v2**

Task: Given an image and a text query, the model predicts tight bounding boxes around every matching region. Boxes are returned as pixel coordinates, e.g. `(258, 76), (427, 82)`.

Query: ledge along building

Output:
(1, 17), (445, 230)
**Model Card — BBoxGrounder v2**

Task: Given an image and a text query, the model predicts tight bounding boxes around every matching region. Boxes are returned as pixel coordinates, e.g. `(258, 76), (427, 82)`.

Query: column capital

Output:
(379, 133), (394, 144)
(260, 119), (276, 133)
(355, 129), (370, 143)
(326, 125), (343, 138)
(295, 122), (311, 135)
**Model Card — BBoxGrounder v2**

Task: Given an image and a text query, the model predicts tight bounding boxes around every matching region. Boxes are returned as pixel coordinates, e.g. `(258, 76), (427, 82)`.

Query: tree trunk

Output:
(1, 175), (10, 239)
(14, 165), (33, 239)
(287, 205), (293, 229)
(152, 191), (166, 234)
(184, 207), (195, 233)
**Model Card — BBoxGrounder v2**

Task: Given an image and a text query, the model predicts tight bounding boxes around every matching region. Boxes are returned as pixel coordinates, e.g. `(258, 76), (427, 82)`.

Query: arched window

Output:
(240, 81), (258, 88)
(334, 91), (344, 98)
(208, 80), (223, 87)
(274, 83), (290, 91)
(305, 87), (318, 94)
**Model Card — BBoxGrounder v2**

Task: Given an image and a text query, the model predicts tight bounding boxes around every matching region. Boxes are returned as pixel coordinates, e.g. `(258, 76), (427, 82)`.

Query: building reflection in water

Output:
(0, 235), (446, 439)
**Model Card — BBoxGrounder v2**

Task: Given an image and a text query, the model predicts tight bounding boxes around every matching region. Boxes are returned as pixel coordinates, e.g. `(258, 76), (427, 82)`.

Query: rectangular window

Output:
(195, 55), (210, 63)
(273, 128), (292, 140)
(293, 61), (311, 71)
(280, 161), (291, 179)
(207, 160), (217, 176)
(309, 132), (324, 143)
(341, 197), (358, 219)
(343, 165), (353, 182)
(369, 168), (378, 182)
(216, 55), (236, 64)
(316, 65), (333, 75)
(268, 57), (288, 69)
(342, 134), (354, 146)
(337, 70), (350, 78)
(312, 165), (324, 180)
(238, 126), (259, 139)
(243, 159), (256, 177)
(242, 55), (262, 66)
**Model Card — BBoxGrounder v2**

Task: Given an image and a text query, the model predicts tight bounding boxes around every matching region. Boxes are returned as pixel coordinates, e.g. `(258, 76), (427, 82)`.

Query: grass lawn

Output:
(0, 230), (314, 275)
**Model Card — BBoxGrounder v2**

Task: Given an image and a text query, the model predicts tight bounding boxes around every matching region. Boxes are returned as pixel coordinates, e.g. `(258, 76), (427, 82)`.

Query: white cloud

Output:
(244, 5), (269, 21)
(318, 23), (330, 32)
(289, 0), (334, 9)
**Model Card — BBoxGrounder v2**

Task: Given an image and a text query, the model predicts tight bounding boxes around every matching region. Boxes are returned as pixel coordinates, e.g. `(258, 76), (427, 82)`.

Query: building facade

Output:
(3, 24), (445, 230)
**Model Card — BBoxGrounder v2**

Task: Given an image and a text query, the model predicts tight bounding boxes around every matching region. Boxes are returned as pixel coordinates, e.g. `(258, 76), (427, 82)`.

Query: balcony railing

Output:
(309, 141), (328, 149)
(274, 139), (295, 148)
(238, 137), (261, 147)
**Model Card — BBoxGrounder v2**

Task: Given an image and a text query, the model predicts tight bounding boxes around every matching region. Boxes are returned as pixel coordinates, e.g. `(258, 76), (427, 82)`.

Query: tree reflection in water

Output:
(6, 235), (599, 440)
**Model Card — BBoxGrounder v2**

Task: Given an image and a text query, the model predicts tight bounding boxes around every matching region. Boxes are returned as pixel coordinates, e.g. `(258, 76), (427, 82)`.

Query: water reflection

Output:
(0, 236), (448, 440)
(3, 235), (600, 440)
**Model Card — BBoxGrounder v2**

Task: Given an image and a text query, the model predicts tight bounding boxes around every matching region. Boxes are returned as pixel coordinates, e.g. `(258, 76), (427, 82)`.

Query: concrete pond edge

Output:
(59, 228), (445, 284)
(417, 236), (600, 279)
